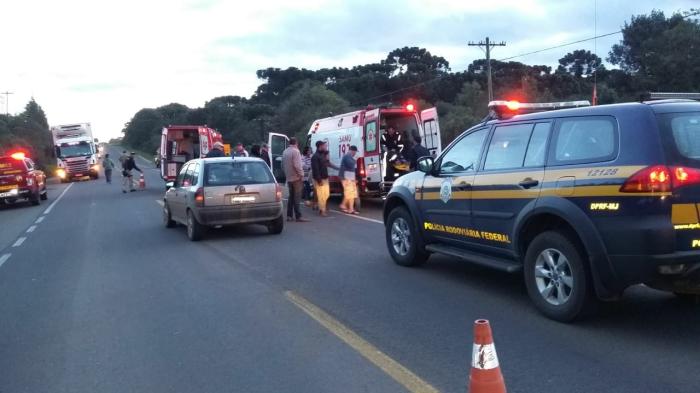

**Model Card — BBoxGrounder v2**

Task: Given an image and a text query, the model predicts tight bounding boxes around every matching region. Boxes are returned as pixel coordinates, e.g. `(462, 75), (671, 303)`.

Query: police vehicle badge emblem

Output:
(440, 178), (453, 203)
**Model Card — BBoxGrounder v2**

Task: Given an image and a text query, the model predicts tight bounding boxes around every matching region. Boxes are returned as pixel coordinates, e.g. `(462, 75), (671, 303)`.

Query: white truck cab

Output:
(51, 123), (99, 182)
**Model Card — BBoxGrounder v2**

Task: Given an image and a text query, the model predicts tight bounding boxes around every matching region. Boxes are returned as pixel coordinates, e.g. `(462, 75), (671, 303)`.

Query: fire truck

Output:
(159, 125), (224, 182)
(269, 104), (441, 197)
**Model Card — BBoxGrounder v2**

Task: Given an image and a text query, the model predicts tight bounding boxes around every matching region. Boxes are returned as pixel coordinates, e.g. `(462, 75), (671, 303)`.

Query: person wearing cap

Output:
(233, 143), (249, 157)
(122, 152), (142, 193)
(338, 145), (359, 214)
(206, 141), (226, 157)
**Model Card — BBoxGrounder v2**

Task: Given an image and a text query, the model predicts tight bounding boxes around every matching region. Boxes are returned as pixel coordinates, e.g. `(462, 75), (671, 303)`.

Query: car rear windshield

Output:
(658, 112), (700, 164)
(0, 158), (25, 175)
(204, 161), (274, 186)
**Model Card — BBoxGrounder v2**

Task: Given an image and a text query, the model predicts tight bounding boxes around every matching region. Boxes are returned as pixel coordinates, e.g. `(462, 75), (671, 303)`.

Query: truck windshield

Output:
(58, 142), (93, 158)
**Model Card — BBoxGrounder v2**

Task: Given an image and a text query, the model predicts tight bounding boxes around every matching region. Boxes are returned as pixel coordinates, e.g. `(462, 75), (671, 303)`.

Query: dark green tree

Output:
(557, 50), (603, 77)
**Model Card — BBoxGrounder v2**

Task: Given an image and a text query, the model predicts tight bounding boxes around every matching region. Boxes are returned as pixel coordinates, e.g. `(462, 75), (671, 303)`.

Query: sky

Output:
(1, 0), (696, 141)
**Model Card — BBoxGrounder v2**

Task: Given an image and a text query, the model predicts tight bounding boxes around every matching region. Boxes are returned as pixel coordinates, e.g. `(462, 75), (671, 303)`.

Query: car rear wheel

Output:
(163, 202), (176, 228)
(186, 209), (205, 241)
(385, 207), (428, 267)
(267, 215), (284, 235)
(524, 231), (596, 322)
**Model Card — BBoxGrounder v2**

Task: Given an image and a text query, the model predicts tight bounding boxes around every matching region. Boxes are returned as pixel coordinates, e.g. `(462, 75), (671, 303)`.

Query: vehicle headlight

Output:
(56, 169), (66, 178)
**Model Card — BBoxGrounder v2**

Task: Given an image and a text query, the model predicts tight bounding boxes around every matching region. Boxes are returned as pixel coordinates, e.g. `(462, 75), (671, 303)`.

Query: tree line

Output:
(120, 9), (699, 153)
(0, 99), (54, 169)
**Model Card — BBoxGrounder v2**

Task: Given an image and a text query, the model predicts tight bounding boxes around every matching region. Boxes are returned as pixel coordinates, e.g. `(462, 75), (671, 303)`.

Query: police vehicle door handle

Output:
(518, 179), (539, 189)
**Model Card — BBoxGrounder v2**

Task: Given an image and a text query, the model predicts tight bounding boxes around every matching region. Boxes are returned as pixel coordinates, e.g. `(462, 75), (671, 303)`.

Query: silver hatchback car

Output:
(163, 157), (284, 240)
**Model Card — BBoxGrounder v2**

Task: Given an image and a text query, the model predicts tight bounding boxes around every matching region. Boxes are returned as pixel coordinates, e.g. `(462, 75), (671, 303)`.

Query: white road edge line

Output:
(35, 216), (45, 224)
(26, 225), (37, 233)
(0, 254), (10, 268)
(329, 209), (383, 225)
(12, 237), (26, 247)
(43, 182), (74, 215)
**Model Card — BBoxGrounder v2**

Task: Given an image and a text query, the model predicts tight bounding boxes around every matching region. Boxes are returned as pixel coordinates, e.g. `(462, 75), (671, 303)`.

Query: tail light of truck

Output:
(356, 157), (366, 178)
(620, 165), (700, 193)
(194, 187), (205, 207)
(275, 184), (283, 202)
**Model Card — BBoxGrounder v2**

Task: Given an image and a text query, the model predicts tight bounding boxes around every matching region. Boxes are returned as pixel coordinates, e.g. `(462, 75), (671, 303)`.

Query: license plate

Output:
(74, 173), (83, 177)
(0, 184), (18, 191)
(231, 195), (256, 204)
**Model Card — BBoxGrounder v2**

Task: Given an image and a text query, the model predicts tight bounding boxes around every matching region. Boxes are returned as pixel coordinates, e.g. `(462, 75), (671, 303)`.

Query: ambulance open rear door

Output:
(420, 108), (442, 157)
(268, 132), (289, 182)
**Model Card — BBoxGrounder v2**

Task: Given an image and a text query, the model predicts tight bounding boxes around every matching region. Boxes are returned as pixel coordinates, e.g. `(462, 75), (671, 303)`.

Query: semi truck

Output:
(51, 123), (100, 182)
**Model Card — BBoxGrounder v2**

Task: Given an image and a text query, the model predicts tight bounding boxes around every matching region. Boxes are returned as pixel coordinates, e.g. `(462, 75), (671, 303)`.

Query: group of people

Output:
(101, 150), (143, 193)
(281, 139), (359, 222)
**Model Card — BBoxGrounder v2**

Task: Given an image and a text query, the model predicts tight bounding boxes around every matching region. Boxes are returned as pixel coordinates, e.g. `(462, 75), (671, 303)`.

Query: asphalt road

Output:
(0, 147), (698, 393)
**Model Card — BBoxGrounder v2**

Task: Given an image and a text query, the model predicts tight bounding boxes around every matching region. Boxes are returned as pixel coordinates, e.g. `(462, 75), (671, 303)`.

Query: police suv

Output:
(383, 94), (700, 321)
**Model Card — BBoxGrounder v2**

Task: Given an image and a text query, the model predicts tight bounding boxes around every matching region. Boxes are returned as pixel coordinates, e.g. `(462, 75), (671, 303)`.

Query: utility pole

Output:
(468, 37), (506, 101)
(1, 91), (13, 116)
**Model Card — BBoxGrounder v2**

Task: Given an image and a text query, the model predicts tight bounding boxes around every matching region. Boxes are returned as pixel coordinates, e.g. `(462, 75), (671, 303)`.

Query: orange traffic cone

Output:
(138, 174), (146, 189)
(469, 319), (506, 393)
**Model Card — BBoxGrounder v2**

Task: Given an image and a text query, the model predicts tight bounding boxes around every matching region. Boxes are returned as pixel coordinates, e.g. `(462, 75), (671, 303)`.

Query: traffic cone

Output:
(138, 174), (146, 189)
(469, 319), (506, 393)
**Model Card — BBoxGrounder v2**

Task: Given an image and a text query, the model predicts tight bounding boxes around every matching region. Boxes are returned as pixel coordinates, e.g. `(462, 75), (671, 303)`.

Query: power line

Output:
(497, 30), (621, 62)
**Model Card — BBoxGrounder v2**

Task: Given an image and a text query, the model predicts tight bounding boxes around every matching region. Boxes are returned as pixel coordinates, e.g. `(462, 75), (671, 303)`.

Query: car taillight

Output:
(194, 187), (205, 206)
(275, 184), (283, 202)
(356, 157), (366, 178)
(620, 165), (700, 193)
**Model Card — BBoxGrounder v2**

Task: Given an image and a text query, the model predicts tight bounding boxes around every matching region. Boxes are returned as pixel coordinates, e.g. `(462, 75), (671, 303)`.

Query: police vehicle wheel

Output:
(186, 210), (205, 241)
(40, 189), (48, 200)
(163, 202), (176, 228)
(386, 207), (428, 267)
(524, 231), (596, 322)
(674, 292), (700, 303)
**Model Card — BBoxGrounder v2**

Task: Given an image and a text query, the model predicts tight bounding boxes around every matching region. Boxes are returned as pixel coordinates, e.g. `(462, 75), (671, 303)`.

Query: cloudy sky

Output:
(2, 0), (696, 141)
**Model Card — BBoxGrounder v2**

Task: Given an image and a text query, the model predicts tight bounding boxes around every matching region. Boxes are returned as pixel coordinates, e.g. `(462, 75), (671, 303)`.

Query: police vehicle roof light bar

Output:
(647, 92), (700, 101)
(488, 100), (591, 119)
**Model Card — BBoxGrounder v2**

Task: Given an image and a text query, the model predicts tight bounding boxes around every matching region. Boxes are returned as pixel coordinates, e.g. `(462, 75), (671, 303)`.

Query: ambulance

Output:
(159, 125), (224, 182)
(269, 103), (442, 197)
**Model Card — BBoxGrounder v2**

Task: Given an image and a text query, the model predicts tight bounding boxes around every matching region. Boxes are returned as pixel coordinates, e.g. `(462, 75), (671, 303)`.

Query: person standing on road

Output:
(102, 153), (116, 184)
(261, 143), (271, 168)
(338, 145), (359, 215)
(233, 143), (249, 157)
(302, 146), (313, 206)
(311, 141), (339, 217)
(408, 135), (430, 171)
(282, 138), (309, 222)
(122, 152), (143, 193)
(206, 141), (225, 158)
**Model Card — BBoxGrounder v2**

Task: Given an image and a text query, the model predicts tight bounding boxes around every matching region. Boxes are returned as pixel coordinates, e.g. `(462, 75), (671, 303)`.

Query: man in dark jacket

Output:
(311, 141), (338, 217)
(206, 142), (226, 157)
(122, 152), (143, 193)
(409, 135), (431, 171)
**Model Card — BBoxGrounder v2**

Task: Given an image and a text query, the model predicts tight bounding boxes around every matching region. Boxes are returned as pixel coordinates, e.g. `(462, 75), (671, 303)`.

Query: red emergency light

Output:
(405, 104), (415, 112)
(10, 152), (26, 160)
(505, 101), (520, 111)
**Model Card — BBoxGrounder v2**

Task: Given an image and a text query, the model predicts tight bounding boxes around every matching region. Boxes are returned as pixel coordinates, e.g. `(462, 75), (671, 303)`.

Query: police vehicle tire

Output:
(163, 202), (176, 228)
(673, 292), (699, 303)
(40, 189), (48, 200)
(386, 207), (428, 267)
(186, 209), (205, 241)
(524, 231), (596, 322)
(268, 215), (284, 235)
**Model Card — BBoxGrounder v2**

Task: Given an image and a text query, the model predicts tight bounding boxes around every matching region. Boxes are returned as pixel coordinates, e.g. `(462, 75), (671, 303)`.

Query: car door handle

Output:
(518, 179), (539, 189)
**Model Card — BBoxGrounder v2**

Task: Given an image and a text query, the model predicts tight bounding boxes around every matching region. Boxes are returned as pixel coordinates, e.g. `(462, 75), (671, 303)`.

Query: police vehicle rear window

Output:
(551, 117), (617, 165)
(659, 112), (700, 162)
(0, 158), (26, 174)
(204, 161), (274, 186)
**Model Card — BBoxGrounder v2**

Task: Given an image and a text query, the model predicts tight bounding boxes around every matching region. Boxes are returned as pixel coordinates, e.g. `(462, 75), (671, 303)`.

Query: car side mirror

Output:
(165, 181), (174, 190)
(417, 156), (435, 174)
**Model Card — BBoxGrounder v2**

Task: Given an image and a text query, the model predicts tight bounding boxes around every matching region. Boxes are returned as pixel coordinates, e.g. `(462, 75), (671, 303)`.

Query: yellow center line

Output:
(285, 291), (440, 393)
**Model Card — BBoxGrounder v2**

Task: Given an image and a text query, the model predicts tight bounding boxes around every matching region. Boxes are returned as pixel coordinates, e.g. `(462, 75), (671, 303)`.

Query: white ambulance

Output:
(268, 103), (442, 197)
